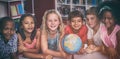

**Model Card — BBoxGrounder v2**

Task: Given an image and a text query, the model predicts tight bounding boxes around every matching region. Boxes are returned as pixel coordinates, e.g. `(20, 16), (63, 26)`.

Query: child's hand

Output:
(77, 48), (86, 54)
(18, 45), (24, 53)
(88, 44), (96, 50)
(19, 45), (27, 53)
(85, 48), (93, 54)
(45, 55), (53, 59)
(42, 54), (53, 59)
(108, 47), (117, 58)
(85, 44), (96, 54)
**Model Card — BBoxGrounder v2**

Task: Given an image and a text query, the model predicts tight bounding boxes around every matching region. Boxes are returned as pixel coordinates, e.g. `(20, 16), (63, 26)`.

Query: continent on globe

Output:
(62, 34), (82, 54)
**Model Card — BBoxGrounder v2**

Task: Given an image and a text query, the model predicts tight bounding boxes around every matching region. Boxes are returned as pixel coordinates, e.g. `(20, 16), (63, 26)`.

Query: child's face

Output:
(22, 16), (35, 33)
(102, 11), (115, 28)
(46, 13), (60, 31)
(70, 17), (83, 30)
(2, 21), (15, 40)
(86, 14), (99, 29)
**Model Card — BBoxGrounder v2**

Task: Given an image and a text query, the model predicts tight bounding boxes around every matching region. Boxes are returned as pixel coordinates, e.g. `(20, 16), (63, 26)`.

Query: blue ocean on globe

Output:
(62, 34), (82, 54)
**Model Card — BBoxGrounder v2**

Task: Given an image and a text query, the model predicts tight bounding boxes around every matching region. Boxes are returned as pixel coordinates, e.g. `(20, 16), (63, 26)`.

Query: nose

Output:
(8, 29), (12, 34)
(104, 18), (109, 24)
(51, 21), (55, 25)
(74, 21), (78, 25)
(28, 23), (32, 27)
(87, 19), (92, 25)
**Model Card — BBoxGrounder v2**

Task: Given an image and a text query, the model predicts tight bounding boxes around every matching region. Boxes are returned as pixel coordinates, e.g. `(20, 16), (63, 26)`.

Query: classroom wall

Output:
(25, 0), (55, 28)
(0, 2), (7, 18)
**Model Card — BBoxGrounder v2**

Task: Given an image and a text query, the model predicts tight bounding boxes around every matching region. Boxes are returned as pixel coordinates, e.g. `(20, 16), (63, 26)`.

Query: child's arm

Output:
(87, 38), (94, 45)
(11, 34), (18, 59)
(18, 30), (40, 53)
(23, 30), (40, 53)
(19, 29), (53, 59)
(59, 32), (70, 58)
(10, 53), (18, 59)
(78, 25), (88, 54)
(18, 33), (25, 53)
(116, 30), (120, 56)
(22, 52), (53, 59)
(86, 42), (104, 54)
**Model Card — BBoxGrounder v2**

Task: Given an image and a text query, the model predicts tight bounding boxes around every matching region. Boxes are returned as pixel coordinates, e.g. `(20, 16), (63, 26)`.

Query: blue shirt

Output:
(48, 32), (59, 51)
(0, 34), (18, 59)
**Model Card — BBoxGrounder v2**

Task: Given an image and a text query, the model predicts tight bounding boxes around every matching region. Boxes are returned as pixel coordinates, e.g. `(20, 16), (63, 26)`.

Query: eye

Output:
(107, 17), (113, 20)
(91, 17), (95, 20)
(23, 21), (29, 24)
(3, 27), (15, 31)
(54, 19), (58, 22)
(25, 22), (28, 24)
(47, 19), (52, 22)
(78, 19), (82, 22)
(71, 20), (75, 22)
(3, 27), (9, 30)
(31, 21), (34, 24)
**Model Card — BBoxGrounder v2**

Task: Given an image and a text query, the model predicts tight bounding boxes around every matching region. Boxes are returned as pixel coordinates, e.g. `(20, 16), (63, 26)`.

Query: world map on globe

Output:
(62, 34), (82, 54)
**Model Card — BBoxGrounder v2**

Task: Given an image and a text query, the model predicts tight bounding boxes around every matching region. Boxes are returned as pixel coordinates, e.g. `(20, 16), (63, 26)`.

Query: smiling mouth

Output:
(51, 26), (56, 28)
(28, 28), (34, 30)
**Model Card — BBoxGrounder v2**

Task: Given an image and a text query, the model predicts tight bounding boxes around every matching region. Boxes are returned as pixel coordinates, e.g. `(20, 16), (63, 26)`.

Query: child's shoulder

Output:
(36, 28), (41, 31)
(82, 24), (88, 30)
(7, 33), (18, 42)
(65, 25), (71, 29)
(36, 28), (41, 35)
(13, 33), (17, 37)
(64, 25), (72, 31)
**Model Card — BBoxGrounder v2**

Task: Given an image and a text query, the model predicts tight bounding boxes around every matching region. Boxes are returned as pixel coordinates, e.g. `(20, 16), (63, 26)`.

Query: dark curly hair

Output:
(68, 10), (84, 21)
(97, 1), (120, 25)
(0, 17), (15, 34)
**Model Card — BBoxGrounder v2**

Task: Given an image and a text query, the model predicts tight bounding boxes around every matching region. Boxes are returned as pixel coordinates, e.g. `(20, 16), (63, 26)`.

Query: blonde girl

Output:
(41, 9), (67, 59)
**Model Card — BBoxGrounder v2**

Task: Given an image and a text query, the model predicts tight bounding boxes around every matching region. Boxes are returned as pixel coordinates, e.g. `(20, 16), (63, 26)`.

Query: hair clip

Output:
(98, 6), (111, 15)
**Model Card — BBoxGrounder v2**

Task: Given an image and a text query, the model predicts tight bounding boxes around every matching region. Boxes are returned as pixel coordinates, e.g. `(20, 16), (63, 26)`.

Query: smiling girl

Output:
(41, 9), (67, 59)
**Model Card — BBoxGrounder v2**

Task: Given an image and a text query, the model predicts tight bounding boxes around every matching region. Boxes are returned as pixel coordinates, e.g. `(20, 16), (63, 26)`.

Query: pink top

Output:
(65, 25), (88, 43)
(23, 38), (37, 49)
(101, 25), (120, 48)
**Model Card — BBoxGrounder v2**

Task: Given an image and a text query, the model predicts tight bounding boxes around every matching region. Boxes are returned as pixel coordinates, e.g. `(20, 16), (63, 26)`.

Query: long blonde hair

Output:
(41, 9), (64, 36)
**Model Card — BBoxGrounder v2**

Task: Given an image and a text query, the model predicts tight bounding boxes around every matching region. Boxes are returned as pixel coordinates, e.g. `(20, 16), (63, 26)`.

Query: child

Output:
(98, 1), (120, 59)
(64, 10), (88, 59)
(84, 7), (108, 59)
(0, 17), (18, 59)
(65, 10), (88, 52)
(18, 14), (52, 59)
(41, 9), (67, 59)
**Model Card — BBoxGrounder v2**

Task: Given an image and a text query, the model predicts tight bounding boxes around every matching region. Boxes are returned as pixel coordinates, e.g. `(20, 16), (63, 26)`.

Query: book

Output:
(73, 0), (79, 4)
(17, 4), (24, 15)
(87, 0), (98, 5)
(79, 0), (85, 5)
(10, 5), (18, 16)
(80, 0), (83, 5)
(92, 0), (96, 5)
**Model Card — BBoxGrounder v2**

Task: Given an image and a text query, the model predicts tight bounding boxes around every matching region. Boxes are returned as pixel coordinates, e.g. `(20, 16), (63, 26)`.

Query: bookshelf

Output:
(55, 0), (103, 19)
(0, 0), (25, 31)
(0, 0), (25, 19)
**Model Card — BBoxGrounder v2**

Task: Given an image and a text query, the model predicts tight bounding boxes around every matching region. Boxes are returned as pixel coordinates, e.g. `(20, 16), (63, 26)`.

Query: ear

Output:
(13, 30), (16, 33)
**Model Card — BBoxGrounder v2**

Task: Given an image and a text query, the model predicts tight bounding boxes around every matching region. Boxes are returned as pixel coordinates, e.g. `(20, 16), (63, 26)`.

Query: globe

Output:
(62, 34), (82, 54)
